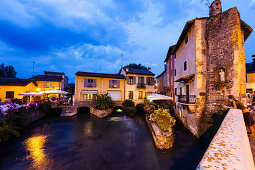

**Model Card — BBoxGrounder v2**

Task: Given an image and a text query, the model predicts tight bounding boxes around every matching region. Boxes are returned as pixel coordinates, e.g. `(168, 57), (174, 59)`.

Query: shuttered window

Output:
(84, 79), (96, 88)
(109, 80), (120, 88)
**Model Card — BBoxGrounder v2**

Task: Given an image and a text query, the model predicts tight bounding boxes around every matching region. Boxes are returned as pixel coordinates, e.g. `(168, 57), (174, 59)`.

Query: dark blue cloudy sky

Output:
(0, 0), (254, 82)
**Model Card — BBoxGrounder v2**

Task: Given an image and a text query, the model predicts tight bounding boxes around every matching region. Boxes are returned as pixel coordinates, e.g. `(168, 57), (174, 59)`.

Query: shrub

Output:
(93, 93), (114, 110)
(22, 96), (29, 104)
(122, 100), (135, 107)
(123, 107), (137, 116)
(150, 109), (176, 132)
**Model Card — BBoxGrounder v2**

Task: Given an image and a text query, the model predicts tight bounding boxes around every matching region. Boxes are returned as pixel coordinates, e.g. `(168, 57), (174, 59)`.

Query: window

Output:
(128, 76), (134, 84)
(147, 77), (154, 85)
(175, 88), (177, 96)
(109, 80), (119, 88)
(138, 91), (143, 99)
(86, 94), (96, 100)
(6, 91), (14, 99)
(129, 91), (133, 99)
(84, 79), (96, 88)
(174, 54), (176, 59)
(44, 82), (51, 88)
(184, 61), (187, 71)
(185, 35), (189, 44)
(180, 87), (182, 96)
(174, 69), (176, 76)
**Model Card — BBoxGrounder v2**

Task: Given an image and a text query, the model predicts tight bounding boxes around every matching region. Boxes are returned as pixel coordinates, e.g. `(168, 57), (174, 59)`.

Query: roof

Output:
(75, 71), (125, 79)
(30, 75), (63, 82)
(44, 71), (65, 75)
(164, 45), (176, 62)
(246, 62), (255, 74)
(156, 70), (166, 79)
(240, 20), (253, 41)
(121, 67), (155, 76)
(172, 17), (208, 54)
(0, 77), (32, 86)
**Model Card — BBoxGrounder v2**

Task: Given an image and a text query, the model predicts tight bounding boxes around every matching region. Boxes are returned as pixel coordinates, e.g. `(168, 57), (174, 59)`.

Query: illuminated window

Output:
(129, 91), (133, 99)
(138, 91), (143, 99)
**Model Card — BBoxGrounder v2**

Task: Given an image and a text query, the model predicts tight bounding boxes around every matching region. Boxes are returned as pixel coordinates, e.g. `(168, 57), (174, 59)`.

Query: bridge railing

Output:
(197, 109), (255, 170)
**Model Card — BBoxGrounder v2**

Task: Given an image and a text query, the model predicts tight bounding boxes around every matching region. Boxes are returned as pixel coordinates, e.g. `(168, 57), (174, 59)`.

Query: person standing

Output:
(224, 95), (255, 138)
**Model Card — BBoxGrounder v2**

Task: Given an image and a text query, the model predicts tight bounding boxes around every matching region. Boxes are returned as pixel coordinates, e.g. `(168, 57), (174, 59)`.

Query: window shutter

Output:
(146, 77), (149, 85)
(93, 79), (96, 87)
(133, 77), (136, 84)
(138, 77), (141, 84)
(117, 80), (120, 88)
(84, 79), (87, 87)
(126, 77), (129, 84)
(109, 80), (112, 88)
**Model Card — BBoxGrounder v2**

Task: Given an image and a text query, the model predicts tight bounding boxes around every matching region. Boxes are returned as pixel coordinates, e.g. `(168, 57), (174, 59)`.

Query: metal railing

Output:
(177, 95), (196, 104)
(137, 83), (146, 89)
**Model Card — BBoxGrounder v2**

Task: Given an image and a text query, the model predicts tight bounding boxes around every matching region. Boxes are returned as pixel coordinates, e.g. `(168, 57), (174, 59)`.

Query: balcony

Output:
(137, 83), (146, 89)
(177, 95), (196, 104)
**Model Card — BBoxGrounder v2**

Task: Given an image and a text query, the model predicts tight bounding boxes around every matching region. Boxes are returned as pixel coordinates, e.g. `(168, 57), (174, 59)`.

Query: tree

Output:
(0, 63), (17, 78)
(125, 63), (148, 70)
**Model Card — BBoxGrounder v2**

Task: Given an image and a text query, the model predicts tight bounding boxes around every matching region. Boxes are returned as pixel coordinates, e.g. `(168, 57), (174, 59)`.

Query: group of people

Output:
(224, 93), (255, 138)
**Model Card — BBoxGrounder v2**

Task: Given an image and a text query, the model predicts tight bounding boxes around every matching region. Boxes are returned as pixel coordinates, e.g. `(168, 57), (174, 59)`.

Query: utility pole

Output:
(32, 61), (35, 77)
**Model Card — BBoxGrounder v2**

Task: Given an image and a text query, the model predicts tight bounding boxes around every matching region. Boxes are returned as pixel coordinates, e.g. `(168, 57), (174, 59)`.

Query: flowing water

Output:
(0, 111), (206, 170)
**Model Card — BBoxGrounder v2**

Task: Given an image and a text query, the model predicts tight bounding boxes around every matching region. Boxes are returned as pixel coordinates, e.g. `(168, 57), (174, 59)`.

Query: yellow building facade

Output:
(74, 72), (125, 102)
(0, 78), (37, 101)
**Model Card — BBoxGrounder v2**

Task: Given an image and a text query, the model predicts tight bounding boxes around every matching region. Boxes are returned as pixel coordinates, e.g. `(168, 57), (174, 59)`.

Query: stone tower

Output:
(209, 0), (222, 17)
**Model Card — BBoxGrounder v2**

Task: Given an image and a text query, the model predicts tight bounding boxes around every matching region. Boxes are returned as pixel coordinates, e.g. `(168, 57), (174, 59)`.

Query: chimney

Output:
(252, 55), (255, 63)
(126, 67), (129, 72)
(148, 67), (151, 71)
(209, 0), (222, 18)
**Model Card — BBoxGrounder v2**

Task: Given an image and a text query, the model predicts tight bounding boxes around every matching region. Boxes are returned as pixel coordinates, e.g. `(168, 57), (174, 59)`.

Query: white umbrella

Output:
(39, 90), (69, 94)
(19, 92), (44, 96)
(147, 94), (173, 101)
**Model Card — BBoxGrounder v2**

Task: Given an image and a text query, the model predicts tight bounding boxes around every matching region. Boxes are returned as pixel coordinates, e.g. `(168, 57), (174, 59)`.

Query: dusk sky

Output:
(0, 0), (254, 83)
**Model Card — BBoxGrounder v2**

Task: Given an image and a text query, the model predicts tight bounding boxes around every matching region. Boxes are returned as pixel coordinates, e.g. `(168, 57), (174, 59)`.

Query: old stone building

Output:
(173, 0), (252, 137)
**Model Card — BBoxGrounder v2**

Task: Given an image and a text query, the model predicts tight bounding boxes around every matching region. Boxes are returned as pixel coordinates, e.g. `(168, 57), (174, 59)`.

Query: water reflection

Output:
(25, 135), (51, 169)
(107, 117), (123, 121)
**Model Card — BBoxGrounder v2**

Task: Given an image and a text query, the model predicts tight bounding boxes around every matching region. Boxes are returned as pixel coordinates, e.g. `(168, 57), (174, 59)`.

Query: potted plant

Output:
(122, 99), (137, 117)
(91, 93), (114, 118)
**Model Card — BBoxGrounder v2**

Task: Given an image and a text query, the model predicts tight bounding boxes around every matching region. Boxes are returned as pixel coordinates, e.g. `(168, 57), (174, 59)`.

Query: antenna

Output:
(99, 58), (101, 73)
(121, 53), (123, 68)
(32, 61), (35, 76)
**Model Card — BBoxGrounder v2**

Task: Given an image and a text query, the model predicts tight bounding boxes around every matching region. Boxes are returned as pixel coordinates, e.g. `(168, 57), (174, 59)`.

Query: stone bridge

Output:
(61, 101), (123, 115)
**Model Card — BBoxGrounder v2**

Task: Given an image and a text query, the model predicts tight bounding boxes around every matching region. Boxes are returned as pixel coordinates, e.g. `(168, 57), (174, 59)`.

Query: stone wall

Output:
(205, 7), (246, 113)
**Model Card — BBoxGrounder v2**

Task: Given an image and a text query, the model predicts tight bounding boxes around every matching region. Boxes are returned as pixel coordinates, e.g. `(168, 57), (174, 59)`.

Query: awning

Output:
(40, 90), (69, 94)
(81, 90), (98, 94)
(175, 74), (195, 83)
(147, 94), (173, 101)
(108, 91), (121, 100)
(19, 92), (44, 96)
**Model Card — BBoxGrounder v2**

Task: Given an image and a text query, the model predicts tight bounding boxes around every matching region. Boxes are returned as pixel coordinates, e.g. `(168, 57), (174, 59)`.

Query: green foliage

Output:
(22, 96), (29, 103)
(153, 100), (170, 109)
(125, 63), (148, 70)
(0, 63), (17, 78)
(123, 107), (137, 116)
(122, 99), (135, 107)
(150, 109), (176, 132)
(93, 93), (114, 110)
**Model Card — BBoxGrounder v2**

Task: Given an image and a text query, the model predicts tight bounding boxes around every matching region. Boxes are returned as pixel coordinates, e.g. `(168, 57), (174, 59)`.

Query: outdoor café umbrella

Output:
(147, 94), (173, 101)
(18, 92), (44, 96)
(39, 90), (69, 94)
